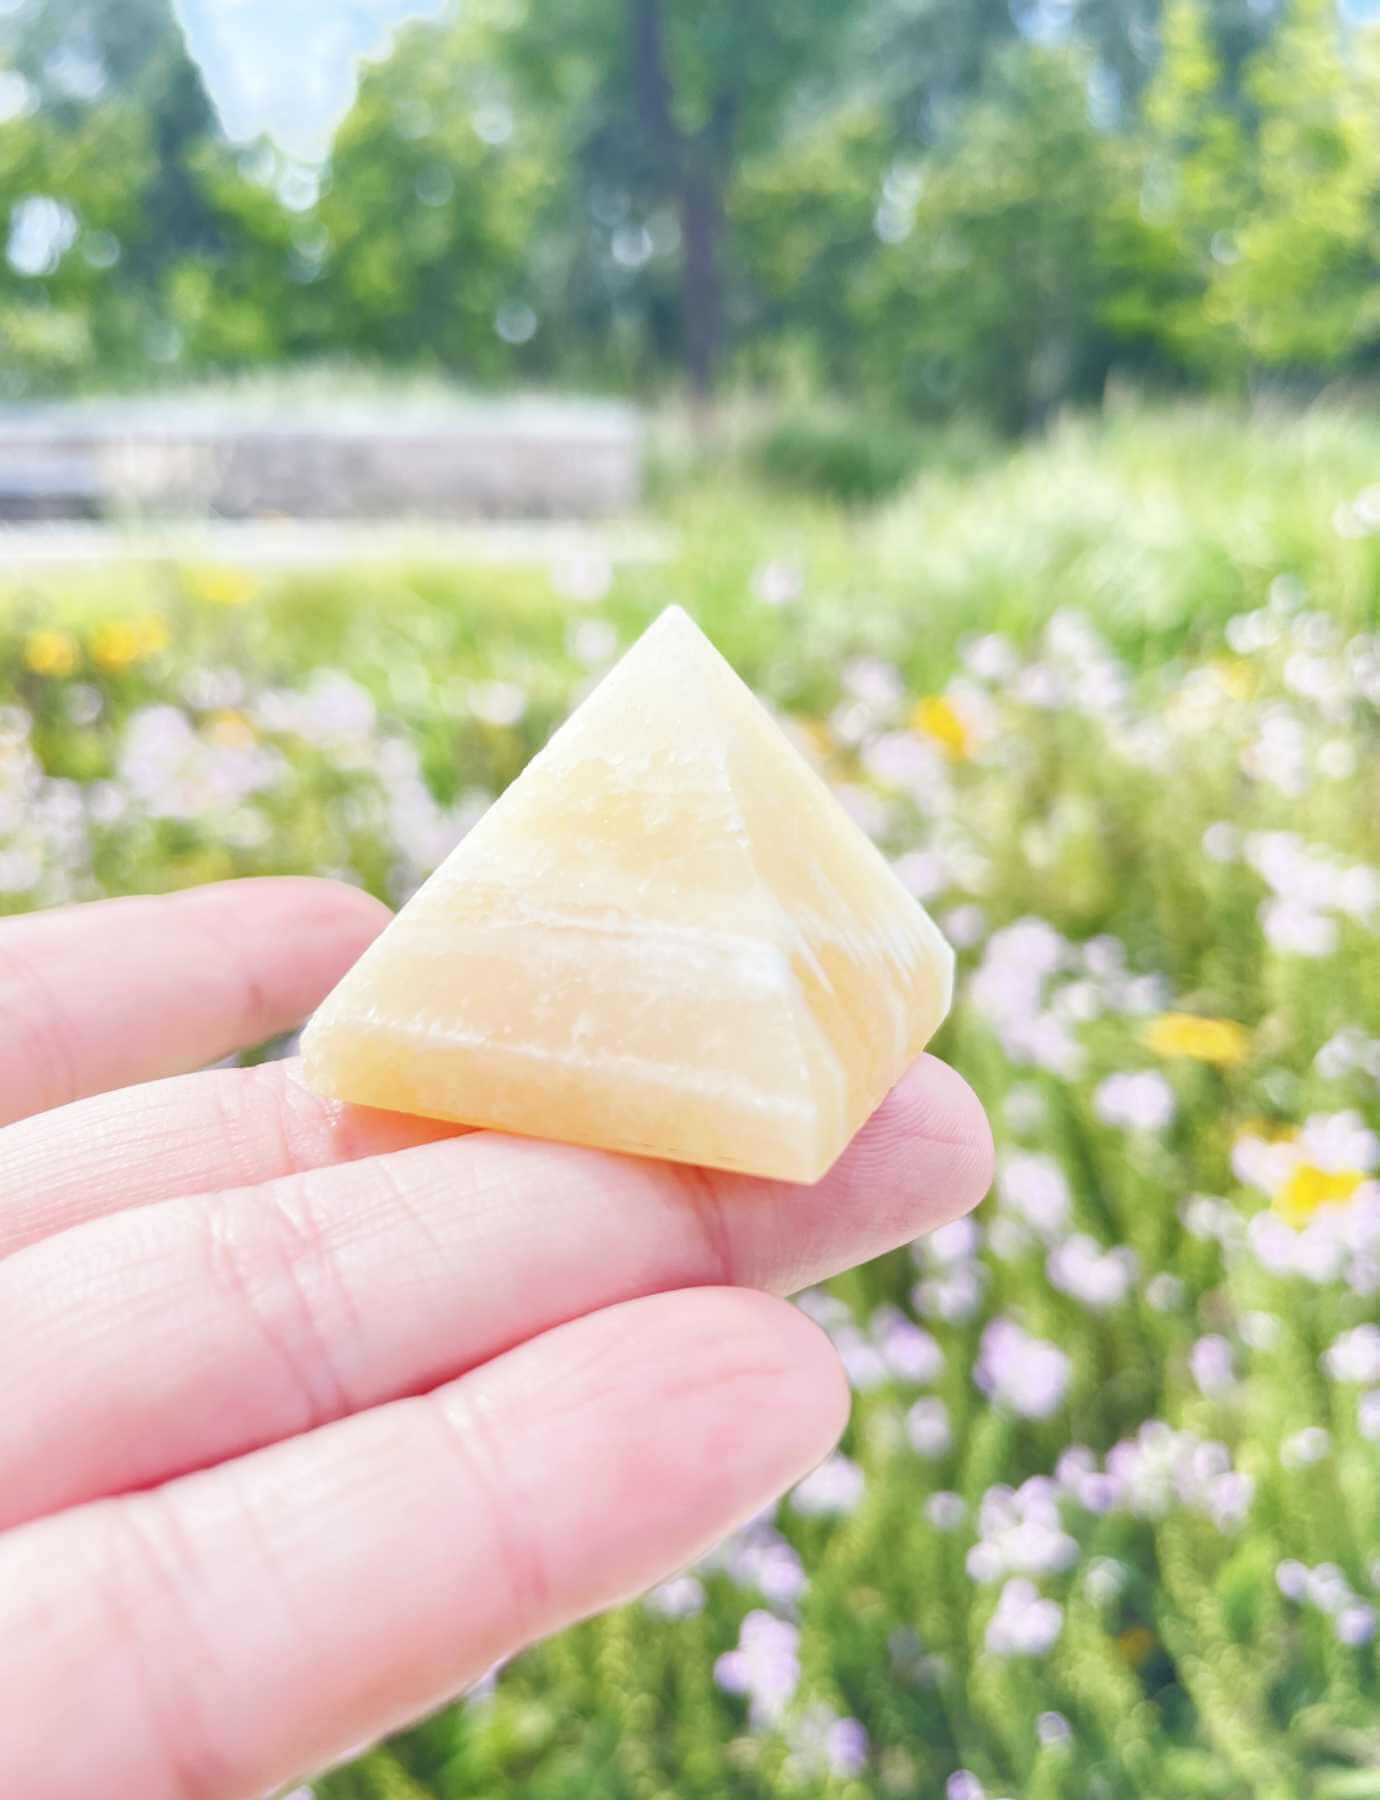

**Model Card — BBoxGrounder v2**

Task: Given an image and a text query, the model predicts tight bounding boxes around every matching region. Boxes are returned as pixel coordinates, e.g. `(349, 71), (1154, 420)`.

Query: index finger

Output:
(0, 879), (389, 1127)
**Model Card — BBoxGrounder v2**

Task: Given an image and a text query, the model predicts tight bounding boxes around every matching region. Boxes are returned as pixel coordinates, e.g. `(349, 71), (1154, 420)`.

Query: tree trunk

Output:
(628, 0), (734, 401)
(680, 147), (723, 400)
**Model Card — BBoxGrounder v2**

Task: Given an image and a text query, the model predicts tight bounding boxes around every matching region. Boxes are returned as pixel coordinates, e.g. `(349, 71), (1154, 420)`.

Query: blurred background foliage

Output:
(7, 0), (1380, 428)
(10, 402), (1380, 1797)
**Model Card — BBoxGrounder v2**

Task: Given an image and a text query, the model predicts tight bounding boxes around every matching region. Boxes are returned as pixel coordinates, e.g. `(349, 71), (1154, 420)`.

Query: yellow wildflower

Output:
(23, 628), (80, 678)
(1236, 1118), (1297, 1145)
(912, 694), (971, 760)
(1276, 1164), (1365, 1228)
(1211, 657), (1256, 701)
(90, 615), (171, 671)
(206, 710), (256, 750)
(1117, 1626), (1156, 1668)
(1142, 1013), (1251, 1067)
(186, 565), (257, 607)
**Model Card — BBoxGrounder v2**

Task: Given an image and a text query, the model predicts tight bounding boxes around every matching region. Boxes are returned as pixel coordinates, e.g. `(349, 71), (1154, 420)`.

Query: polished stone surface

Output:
(303, 607), (953, 1182)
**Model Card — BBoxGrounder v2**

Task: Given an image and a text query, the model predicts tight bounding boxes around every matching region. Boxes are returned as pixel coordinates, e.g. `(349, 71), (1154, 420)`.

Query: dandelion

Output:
(185, 564), (257, 606)
(89, 615), (170, 671)
(1277, 1164), (1366, 1227)
(23, 629), (79, 677)
(912, 694), (971, 759)
(1142, 1012), (1250, 1067)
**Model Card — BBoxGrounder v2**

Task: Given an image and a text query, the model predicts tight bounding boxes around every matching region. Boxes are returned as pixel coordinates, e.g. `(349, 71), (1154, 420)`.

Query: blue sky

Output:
(171, 0), (447, 161)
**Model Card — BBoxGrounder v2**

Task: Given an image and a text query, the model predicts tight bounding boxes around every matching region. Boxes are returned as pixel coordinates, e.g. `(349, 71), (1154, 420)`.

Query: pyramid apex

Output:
(642, 604), (713, 647)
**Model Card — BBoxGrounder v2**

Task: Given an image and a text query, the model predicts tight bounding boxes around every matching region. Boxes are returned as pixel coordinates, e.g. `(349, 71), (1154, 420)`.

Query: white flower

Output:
(998, 1152), (1070, 1235)
(1324, 1325), (1380, 1383)
(1261, 899), (1339, 958)
(789, 1453), (864, 1517)
(906, 1398), (952, 1458)
(1189, 1335), (1237, 1398)
(1094, 1071), (1176, 1132)
(1281, 1427), (1331, 1469)
(1047, 1235), (1137, 1308)
(975, 1320), (1071, 1419)
(985, 1578), (1063, 1655)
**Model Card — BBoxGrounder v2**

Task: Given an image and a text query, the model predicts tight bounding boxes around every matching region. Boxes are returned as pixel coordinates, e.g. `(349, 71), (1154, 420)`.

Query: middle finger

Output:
(0, 1055), (990, 1528)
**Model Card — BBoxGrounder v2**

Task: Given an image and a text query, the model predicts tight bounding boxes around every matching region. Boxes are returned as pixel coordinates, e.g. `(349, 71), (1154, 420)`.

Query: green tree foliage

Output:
(10, 0), (1380, 425)
(1, 0), (221, 276)
(0, 96), (155, 389)
(850, 48), (1153, 430)
(312, 4), (564, 378)
(1217, 0), (1380, 368)
(1134, 0), (1251, 376)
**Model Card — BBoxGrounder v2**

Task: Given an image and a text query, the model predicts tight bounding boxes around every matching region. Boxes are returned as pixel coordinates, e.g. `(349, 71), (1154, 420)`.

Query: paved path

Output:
(0, 518), (671, 572)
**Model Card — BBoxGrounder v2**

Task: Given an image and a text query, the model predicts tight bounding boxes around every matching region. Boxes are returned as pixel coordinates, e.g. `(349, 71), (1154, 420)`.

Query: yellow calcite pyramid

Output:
(302, 608), (953, 1182)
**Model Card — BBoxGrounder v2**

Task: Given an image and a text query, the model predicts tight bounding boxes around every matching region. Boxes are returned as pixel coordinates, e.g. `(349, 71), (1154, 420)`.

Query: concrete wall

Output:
(0, 400), (643, 520)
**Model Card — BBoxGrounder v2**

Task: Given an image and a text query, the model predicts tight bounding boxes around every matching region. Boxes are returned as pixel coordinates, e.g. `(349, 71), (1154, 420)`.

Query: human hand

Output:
(0, 878), (992, 1800)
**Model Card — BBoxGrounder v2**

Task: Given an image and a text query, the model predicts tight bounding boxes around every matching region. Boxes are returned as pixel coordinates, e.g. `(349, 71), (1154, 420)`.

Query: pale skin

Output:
(0, 877), (994, 1800)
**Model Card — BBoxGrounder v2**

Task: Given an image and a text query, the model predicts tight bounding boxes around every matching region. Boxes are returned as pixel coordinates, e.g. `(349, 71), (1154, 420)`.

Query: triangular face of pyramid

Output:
(302, 607), (953, 1183)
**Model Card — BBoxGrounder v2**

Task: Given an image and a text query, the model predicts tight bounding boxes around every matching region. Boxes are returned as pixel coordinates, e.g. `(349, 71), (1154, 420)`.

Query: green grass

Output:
(7, 400), (1380, 1797)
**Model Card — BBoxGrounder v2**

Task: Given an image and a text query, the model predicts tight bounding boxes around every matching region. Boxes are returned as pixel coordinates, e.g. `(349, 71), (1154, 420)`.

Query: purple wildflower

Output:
(1338, 1604), (1377, 1646)
(1094, 1070), (1176, 1133)
(985, 1578), (1063, 1656)
(926, 1491), (967, 1531)
(645, 1575), (705, 1619)
(907, 1398), (952, 1459)
(1189, 1335), (1237, 1399)
(975, 1319), (1071, 1419)
(714, 1611), (800, 1727)
(789, 1453), (864, 1518)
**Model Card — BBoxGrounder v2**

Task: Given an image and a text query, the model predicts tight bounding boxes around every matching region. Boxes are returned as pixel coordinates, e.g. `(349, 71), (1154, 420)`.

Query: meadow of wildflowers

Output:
(6, 402), (1380, 1798)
